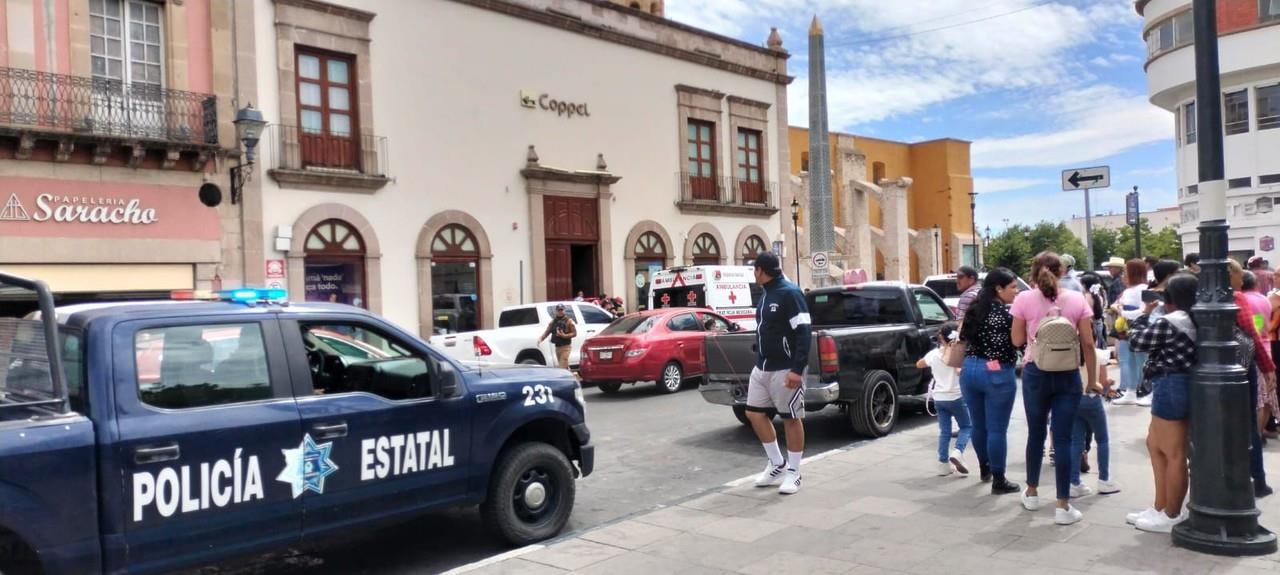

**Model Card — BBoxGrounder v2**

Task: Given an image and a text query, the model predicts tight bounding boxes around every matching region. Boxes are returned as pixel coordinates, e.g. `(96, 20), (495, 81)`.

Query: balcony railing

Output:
(267, 124), (390, 192)
(0, 66), (217, 145)
(676, 172), (778, 216)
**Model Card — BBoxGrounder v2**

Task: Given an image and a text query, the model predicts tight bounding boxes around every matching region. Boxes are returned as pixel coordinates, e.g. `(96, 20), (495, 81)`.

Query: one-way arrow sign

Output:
(1061, 166), (1110, 191)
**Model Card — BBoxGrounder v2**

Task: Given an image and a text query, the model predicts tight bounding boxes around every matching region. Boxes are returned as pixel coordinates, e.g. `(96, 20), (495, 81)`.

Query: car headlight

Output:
(625, 348), (647, 358)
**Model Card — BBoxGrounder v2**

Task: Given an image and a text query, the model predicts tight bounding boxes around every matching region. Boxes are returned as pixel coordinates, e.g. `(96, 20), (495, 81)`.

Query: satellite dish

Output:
(198, 182), (223, 207)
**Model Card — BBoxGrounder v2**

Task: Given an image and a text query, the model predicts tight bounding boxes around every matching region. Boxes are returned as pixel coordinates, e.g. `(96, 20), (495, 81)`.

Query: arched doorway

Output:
(304, 219), (367, 307)
(741, 235), (767, 265)
(692, 233), (720, 266)
(634, 231), (666, 310)
(430, 224), (482, 334)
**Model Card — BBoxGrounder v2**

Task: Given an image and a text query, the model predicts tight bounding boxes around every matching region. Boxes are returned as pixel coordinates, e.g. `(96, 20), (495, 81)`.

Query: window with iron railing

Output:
(1259, 84), (1280, 130)
(735, 128), (763, 204)
(686, 119), (718, 201)
(1184, 101), (1198, 144)
(1225, 90), (1250, 135)
(296, 47), (360, 171)
(1145, 10), (1192, 60)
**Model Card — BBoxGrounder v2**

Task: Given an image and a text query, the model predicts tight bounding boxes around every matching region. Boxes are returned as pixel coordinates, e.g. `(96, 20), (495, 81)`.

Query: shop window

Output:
(1225, 90), (1250, 135)
(304, 219), (367, 308)
(686, 120), (718, 201)
(135, 323), (272, 410)
(1259, 84), (1280, 130)
(296, 47), (360, 170)
(634, 231), (666, 311)
(431, 224), (481, 334)
(742, 235), (767, 265)
(736, 129), (763, 204)
(1184, 101), (1197, 144)
(1263, 0), (1280, 23)
(692, 233), (720, 266)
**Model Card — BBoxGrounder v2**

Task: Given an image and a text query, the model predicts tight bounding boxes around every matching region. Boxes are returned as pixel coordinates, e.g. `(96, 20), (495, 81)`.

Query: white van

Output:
(648, 266), (761, 330)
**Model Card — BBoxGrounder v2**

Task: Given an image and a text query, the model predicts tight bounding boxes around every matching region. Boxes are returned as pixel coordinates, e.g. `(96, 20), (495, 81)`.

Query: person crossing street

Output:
(744, 252), (812, 495)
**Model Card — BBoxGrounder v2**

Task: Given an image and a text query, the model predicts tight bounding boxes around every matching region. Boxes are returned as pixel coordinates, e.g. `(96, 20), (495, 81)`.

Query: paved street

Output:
(202, 381), (929, 574)
(460, 373), (1280, 575)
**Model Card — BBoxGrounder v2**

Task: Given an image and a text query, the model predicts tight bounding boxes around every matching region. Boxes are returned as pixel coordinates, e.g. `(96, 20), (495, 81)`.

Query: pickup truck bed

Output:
(700, 282), (954, 437)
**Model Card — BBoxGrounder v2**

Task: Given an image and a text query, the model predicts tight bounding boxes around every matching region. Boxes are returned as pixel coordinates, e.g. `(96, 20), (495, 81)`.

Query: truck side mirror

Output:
(434, 360), (459, 398)
(729, 323), (742, 332)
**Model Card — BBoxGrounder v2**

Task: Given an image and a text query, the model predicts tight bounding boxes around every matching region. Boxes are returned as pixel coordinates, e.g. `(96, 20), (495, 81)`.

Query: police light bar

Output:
(169, 289), (218, 300)
(216, 288), (288, 304)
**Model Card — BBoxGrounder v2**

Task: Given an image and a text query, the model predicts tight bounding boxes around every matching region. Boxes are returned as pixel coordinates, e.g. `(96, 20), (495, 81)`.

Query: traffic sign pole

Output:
(1083, 187), (1094, 271)
(1062, 166), (1110, 271)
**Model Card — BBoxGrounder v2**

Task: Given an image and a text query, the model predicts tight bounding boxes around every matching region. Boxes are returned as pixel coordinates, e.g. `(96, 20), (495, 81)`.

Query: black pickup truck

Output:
(700, 282), (954, 437)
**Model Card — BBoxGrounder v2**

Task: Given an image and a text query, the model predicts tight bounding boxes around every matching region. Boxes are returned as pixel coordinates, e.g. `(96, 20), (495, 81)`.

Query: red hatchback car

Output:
(579, 308), (739, 394)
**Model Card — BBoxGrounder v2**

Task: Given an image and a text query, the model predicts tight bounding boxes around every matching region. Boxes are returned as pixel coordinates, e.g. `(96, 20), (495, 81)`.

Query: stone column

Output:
(839, 147), (872, 272)
(880, 177), (913, 282)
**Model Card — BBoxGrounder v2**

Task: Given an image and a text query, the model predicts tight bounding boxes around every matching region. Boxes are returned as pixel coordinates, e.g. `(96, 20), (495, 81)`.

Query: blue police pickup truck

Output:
(0, 274), (593, 575)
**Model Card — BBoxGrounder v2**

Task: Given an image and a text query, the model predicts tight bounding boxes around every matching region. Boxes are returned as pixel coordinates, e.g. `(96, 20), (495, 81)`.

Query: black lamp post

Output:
(1172, 0), (1277, 556)
(969, 191), (978, 268)
(790, 198), (801, 280)
(230, 104), (268, 205)
(932, 224), (941, 274)
(983, 225), (991, 269)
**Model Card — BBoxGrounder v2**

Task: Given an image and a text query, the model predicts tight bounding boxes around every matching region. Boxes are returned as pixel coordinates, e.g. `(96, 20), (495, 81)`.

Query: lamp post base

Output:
(1173, 521), (1276, 557)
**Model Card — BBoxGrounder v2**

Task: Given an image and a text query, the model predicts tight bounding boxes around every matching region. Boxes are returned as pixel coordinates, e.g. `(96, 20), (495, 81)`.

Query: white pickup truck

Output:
(428, 301), (617, 368)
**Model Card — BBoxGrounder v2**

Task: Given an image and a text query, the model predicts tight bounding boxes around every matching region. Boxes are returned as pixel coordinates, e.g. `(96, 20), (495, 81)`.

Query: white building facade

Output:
(1138, 0), (1280, 260)
(246, 0), (792, 336)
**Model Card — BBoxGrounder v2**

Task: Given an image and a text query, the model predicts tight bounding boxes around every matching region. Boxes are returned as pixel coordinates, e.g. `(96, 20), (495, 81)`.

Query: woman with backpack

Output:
(958, 268), (1023, 495)
(1011, 251), (1097, 526)
(1125, 274), (1200, 532)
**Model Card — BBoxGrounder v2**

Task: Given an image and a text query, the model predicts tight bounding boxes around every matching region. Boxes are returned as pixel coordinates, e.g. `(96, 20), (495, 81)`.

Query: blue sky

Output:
(665, 0), (1179, 234)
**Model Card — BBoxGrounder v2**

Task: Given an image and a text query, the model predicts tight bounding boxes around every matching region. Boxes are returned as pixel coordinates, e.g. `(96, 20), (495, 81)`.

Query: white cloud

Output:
(1090, 56), (1112, 68)
(974, 177), (1050, 194)
(970, 86), (1173, 169)
(1126, 165), (1175, 176)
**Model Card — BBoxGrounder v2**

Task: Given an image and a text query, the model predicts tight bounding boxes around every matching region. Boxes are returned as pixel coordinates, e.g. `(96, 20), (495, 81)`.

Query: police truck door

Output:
(281, 315), (471, 538)
(112, 317), (302, 573)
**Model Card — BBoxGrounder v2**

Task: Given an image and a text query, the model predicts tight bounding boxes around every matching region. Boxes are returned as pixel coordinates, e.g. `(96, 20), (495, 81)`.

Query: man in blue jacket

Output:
(745, 251), (812, 495)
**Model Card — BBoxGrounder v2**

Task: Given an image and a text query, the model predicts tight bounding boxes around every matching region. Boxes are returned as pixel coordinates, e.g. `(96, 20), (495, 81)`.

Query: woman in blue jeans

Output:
(1070, 347), (1121, 497)
(1112, 259), (1150, 405)
(1011, 252), (1098, 526)
(958, 267), (1022, 495)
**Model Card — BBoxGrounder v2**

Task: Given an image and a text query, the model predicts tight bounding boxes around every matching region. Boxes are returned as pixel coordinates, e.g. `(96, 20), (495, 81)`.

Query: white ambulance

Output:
(648, 266), (761, 330)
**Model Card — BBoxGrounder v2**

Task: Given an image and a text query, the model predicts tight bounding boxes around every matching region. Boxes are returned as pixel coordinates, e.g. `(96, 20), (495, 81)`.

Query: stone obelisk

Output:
(808, 15), (834, 287)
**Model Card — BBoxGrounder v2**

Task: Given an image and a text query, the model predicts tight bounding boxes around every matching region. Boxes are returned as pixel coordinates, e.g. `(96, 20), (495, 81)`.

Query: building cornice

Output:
(448, 0), (794, 85)
(727, 95), (772, 110)
(272, 0), (376, 22)
(676, 84), (725, 99)
(1135, 0), (1150, 17)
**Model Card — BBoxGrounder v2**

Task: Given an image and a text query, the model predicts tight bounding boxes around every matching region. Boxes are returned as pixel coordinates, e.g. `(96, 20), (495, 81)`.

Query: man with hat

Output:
(538, 304), (577, 370)
(745, 251), (811, 495)
(1103, 257), (1127, 305)
(1060, 253), (1085, 293)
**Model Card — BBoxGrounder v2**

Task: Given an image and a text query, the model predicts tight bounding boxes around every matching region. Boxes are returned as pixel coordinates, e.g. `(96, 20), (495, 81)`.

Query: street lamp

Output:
(1172, 0), (1276, 556)
(230, 104), (268, 205)
(983, 225), (991, 269)
(932, 224), (941, 274)
(790, 198), (801, 280)
(969, 191), (978, 268)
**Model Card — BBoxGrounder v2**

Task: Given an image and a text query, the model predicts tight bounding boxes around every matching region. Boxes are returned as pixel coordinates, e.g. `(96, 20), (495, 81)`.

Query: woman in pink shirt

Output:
(1011, 252), (1098, 526)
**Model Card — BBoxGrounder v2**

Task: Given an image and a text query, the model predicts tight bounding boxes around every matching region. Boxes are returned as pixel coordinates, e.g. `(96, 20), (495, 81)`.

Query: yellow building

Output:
(788, 127), (976, 282)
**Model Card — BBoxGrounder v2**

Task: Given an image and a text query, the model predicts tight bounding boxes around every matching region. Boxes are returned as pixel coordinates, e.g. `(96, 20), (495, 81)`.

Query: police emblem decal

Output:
(277, 434), (339, 498)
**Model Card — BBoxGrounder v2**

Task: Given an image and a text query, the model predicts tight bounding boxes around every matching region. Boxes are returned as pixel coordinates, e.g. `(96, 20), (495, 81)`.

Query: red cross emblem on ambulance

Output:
(728, 292), (738, 304)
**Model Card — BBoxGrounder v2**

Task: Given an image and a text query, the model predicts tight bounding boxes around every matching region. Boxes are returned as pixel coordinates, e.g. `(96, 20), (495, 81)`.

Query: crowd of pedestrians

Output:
(920, 251), (1279, 532)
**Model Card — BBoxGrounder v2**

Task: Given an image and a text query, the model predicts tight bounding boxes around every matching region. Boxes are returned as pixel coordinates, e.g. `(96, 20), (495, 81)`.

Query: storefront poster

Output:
(304, 262), (364, 307)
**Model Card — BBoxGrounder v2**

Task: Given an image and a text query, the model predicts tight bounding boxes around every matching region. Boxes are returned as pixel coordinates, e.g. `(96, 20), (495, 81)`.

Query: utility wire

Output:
(824, 0), (1059, 48)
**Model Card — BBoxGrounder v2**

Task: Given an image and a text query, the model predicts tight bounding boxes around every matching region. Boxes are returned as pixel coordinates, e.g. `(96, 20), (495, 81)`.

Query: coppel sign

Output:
(520, 90), (591, 119)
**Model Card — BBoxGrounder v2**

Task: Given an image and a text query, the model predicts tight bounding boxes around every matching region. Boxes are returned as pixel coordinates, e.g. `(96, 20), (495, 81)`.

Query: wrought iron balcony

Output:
(0, 66), (217, 145)
(675, 172), (778, 217)
(266, 124), (390, 192)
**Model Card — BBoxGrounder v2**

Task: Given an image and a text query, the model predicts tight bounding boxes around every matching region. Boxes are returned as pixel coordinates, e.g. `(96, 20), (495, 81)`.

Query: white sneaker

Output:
(1126, 507), (1161, 525)
(1136, 510), (1188, 533)
(1055, 505), (1085, 525)
(1113, 392), (1138, 405)
(950, 449), (969, 475)
(1070, 483), (1095, 498)
(937, 461), (954, 476)
(779, 470), (802, 495)
(1137, 394), (1153, 407)
(1021, 488), (1043, 511)
(1098, 480), (1121, 495)
(754, 462), (786, 487)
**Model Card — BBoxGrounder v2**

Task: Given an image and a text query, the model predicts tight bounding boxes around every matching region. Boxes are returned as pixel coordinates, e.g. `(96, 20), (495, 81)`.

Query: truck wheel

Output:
(481, 442), (576, 546)
(657, 362), (684, 394)
(517, 352), (545, 366)
(849, 370), (898, 437)
(732, 404), (752, 426)
(598, 382), (622, 394)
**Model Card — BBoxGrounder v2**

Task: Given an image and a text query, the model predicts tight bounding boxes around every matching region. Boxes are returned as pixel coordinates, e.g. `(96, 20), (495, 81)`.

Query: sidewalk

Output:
(460, 390), (1280, 575)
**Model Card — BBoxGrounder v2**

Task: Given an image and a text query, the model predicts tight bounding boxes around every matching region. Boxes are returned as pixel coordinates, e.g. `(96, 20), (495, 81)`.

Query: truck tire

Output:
(849, 370), (898, 437)
(481, 442), (576, 546)
(732, 405), (777, 426)
(517, 351), (546, 366)
(598, 382), (622, 394)
(657, 362), (684, 394)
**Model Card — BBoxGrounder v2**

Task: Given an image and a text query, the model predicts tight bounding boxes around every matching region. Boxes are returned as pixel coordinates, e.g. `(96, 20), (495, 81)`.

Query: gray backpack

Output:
(1033, 297), (1081, 372)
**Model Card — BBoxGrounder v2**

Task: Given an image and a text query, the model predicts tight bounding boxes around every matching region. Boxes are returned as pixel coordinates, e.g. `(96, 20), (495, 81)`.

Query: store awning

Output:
(0, 264), (194, 293)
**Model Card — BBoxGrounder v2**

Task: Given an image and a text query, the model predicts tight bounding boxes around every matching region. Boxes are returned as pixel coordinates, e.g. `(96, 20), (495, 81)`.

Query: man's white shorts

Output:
(746, 367), (805, 419)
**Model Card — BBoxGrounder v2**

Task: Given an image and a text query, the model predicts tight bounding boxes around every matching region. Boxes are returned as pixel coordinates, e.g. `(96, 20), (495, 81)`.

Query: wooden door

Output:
(545, 243), (573, 301)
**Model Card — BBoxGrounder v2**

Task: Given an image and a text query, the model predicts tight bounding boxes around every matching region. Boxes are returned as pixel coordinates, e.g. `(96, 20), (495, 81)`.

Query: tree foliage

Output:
(986, 222), (1087, 277)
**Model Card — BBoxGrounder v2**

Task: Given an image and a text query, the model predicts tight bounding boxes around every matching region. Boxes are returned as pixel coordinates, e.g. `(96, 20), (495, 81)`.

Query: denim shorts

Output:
(1151, 372), (1191, 421)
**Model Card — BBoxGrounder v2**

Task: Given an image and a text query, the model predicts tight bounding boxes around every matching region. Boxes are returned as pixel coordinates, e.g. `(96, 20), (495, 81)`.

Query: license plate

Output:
(599, 351), (613, 360)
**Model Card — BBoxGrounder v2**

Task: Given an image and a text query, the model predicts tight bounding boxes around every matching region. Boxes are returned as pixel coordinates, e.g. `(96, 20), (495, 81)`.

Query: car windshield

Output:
(600, 315), (660, 335)
(808, 290), (911, 326)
